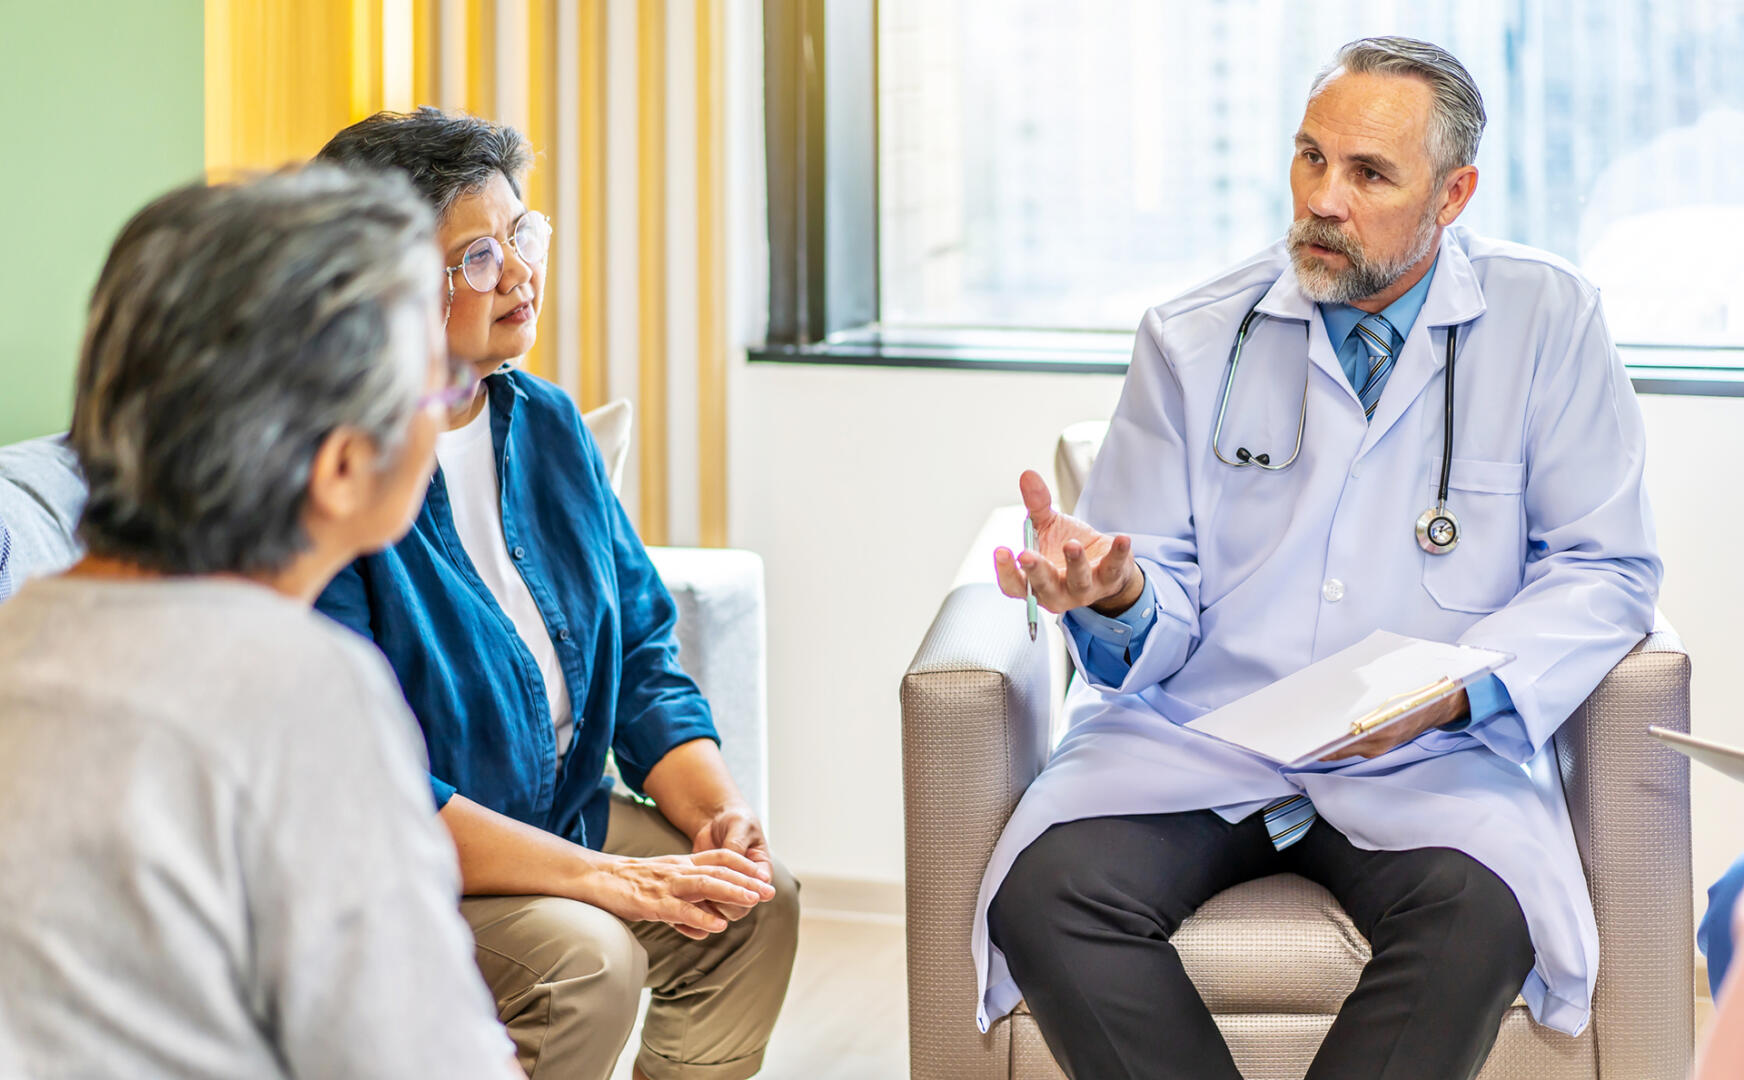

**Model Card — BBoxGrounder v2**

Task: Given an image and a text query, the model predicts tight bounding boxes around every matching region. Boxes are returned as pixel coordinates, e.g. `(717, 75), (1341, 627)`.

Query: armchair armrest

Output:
(647, 546), (768, 824)
(901, 582), (1053, 1080)
(1553, 620), (1693, 1078)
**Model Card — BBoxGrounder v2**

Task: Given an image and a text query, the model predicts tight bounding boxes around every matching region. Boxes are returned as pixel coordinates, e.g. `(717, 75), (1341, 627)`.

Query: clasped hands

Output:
(991, 470), (1467, 759)
(592, 804), (776, 941)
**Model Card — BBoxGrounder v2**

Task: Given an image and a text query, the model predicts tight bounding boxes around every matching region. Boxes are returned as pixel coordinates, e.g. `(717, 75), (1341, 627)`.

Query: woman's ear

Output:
(305, 427), (378, 526)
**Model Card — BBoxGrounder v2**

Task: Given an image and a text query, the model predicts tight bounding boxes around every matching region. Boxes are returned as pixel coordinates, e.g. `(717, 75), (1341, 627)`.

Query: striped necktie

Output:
(1263, 794), (1316, 850)
(1354, 312), (1399, 420)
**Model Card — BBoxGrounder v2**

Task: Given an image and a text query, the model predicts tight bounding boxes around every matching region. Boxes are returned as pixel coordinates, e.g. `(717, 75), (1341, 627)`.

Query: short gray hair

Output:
(72, 166), (440, 575)
(1310, 36), (1487, 178)
(315, 106), (532, 220)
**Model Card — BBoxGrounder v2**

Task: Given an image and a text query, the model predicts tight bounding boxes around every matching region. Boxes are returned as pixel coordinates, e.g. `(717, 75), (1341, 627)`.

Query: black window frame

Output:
(751, 0), (1744, 397)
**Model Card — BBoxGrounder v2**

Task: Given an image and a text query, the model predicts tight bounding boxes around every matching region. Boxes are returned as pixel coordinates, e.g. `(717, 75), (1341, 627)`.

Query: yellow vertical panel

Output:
(466, 0), (496, 116)
(412, 0), (439, 106)
(637, 0), (668, 545)
(208, 0), (387, 177)
(204, 0), (236, 176)
(350, 0), (384, 119)
(521, 0), (556, 380)
(695, 0), (726, 547)
(576, 0), (609, 411)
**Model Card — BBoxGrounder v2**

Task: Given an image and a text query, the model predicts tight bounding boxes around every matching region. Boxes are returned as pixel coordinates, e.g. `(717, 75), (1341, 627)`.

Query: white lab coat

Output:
(971, 225), (1661, 1037)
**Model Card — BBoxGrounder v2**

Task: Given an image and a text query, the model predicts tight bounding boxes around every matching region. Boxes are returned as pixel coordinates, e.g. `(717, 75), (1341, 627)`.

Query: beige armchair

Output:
(902, 499), (1693, 1078)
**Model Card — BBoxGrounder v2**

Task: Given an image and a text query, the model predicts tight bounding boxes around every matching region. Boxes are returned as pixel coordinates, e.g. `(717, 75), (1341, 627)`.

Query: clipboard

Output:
(1649, 726), (1744, 785)
(1186, 630), (1513, 766)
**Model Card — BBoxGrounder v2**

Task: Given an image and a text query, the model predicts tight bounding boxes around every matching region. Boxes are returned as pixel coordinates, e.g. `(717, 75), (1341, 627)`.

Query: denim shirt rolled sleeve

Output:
(1063, 572), (1159, 686)
(315, 370), (718, 849)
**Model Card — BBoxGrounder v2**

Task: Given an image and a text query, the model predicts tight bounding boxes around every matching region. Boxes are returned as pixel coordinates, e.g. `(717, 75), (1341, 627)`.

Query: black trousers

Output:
(987, 810), (1535, 1080)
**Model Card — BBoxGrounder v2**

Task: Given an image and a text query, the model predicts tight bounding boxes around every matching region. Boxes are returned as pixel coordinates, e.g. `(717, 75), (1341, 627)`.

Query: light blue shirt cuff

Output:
(1065, 572), (1158, 647)
(1441, 673), (1512, 732)
(1063, 573), (1160, 686)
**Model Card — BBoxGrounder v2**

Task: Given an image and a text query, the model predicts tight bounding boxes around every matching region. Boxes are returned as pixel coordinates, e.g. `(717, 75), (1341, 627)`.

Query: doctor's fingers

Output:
(1062, 541), (1094, 593)
(1093, 535), (1135, 587)
(993, 547), (1030, 599)
(1016, 551), (1083, 612)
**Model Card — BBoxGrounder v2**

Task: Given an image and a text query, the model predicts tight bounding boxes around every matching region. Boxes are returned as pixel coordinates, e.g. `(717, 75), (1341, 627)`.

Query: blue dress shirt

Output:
(316, 369), (719, 850)
(1700, 853), (1744, 996)
(1067, 253), (1511, 729)
(1319, 256), (1437, 399)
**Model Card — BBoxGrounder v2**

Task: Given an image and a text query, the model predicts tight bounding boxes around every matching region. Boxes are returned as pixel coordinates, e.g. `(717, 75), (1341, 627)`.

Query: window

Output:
(876, 0), (1744, 349)
(758, 0), (1744, 389)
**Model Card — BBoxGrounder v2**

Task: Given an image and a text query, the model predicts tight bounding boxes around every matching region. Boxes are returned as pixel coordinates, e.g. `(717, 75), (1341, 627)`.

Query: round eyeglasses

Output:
(444, 211), (552, 307)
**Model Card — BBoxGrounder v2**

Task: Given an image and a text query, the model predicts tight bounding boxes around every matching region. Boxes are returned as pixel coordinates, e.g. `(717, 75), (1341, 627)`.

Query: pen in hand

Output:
(1023, 516), (1039, 641)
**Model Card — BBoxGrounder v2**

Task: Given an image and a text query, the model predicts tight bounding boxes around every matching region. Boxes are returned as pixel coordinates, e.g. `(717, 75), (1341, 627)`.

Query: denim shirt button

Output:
(557, 628), (571, 642)
(512, 546), (526, 560)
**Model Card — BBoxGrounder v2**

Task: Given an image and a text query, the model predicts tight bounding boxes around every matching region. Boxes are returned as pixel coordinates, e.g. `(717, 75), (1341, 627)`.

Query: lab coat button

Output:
(1323, 579), (1345, 603)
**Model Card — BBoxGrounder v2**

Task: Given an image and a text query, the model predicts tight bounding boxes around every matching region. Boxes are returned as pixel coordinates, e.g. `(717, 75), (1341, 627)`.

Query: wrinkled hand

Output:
(586, 850), (774, 940)
(691, 805), (776, 922)
(993, 470), (1143, 616)
(1319, 688), (1470, 761)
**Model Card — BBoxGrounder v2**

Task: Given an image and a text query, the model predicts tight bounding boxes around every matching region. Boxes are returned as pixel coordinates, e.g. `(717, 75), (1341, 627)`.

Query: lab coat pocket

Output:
(1420, 458), (1527, 614)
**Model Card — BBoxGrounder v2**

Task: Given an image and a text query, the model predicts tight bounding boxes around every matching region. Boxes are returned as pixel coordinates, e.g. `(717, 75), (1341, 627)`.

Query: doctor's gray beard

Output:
(1288, 203), (1438, 305)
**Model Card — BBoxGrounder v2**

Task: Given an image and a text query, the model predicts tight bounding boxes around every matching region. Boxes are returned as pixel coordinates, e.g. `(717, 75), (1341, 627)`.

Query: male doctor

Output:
(985, 36), (1660, 1080)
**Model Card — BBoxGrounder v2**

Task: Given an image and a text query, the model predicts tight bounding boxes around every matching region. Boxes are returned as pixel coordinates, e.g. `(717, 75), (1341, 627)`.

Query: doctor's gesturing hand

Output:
(994, 470), (1145, 617)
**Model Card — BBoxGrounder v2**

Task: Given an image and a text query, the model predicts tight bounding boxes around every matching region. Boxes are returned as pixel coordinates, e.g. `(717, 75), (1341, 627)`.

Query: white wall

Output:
(1638, 394), (1744, 919)
(730, 363), (1125, 882)
(731, 365), (1744, 920)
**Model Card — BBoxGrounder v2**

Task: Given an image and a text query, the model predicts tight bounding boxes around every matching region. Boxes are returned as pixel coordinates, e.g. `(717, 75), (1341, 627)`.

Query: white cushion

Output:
(582, 399), (633, 495)
(1054, 420), (1110, 514)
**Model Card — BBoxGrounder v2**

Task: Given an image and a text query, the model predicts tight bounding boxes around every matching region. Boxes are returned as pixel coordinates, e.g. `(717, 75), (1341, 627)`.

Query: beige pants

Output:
(461, 795), (800, 1080)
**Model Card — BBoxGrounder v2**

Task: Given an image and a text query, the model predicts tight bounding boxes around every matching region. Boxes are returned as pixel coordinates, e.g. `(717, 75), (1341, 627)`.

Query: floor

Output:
(609, 912), (1719, 1079)
(611, 913), (909, 1080)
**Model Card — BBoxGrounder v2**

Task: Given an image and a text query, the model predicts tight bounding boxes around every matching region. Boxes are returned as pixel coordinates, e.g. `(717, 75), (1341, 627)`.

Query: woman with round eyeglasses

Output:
(314, 109), (797, 1080)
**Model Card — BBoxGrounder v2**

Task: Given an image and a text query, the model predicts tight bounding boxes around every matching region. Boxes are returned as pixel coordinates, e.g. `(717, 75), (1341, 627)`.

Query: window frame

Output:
(751, 0), (1744, 397)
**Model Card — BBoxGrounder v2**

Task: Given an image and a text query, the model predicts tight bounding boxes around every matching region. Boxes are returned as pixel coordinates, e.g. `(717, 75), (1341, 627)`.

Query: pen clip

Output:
(1347, 676), (1458, 736)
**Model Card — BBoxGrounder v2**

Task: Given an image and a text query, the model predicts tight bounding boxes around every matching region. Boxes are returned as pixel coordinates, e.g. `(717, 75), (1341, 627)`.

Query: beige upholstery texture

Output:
(902, 576), (1693, 1080)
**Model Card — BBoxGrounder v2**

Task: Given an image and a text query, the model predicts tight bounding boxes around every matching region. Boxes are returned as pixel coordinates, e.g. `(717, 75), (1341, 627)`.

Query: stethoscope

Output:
(1211, 305), (1462, 556)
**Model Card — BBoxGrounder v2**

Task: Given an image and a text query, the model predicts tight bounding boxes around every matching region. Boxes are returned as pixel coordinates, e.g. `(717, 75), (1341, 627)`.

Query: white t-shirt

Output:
(437, 403), (576, 758)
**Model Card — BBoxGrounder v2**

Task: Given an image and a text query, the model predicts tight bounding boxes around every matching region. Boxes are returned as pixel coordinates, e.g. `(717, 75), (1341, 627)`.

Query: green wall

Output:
(0, 0), (204, 444)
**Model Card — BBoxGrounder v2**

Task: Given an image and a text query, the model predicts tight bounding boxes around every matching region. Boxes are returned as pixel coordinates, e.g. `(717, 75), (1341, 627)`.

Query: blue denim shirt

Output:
(315, 369), (718, 850)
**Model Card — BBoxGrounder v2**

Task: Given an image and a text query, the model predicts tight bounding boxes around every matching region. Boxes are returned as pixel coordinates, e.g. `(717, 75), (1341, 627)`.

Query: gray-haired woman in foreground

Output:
(0, 168), (520, 1079)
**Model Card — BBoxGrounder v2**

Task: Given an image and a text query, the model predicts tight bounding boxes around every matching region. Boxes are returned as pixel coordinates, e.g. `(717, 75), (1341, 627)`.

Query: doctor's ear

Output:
(1435, 165), (1479, 227)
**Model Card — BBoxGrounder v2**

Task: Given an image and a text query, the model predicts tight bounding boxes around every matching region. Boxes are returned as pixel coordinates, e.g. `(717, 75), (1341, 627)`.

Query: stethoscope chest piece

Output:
(1416, 504), (1461, 555)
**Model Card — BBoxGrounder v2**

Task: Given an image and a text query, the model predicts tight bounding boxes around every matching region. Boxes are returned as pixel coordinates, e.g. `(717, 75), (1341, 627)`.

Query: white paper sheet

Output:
(1186, 630), (1512, 765)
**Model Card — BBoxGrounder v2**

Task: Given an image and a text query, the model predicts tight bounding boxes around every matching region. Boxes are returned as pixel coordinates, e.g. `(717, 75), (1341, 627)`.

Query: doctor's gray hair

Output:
(71, 166), (440, 576)
(1311, 36), (1487, 179)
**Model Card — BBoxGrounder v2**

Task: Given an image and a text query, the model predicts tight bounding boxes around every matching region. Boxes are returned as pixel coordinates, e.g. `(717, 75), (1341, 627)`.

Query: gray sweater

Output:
(0, 576), (512, 1079)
